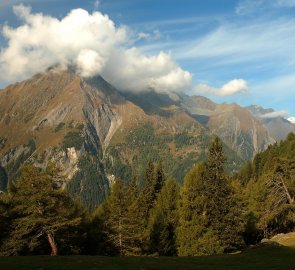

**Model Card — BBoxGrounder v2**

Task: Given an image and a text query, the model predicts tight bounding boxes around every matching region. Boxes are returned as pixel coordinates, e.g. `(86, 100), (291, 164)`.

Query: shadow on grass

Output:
(0, 245), (295, 270)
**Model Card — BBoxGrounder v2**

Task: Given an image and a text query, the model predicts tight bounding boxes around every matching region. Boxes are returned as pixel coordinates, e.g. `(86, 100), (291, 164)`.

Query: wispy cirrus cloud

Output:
(175, 19), (295, 67)
(235, 0), (295, 15)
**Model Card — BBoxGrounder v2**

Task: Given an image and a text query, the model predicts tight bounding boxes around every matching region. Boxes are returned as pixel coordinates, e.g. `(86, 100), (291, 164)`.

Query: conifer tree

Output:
(177, 164), (222, 256)
(0, 192), (10, 247)
(139, 161), (156, 220)
(203, 137), (244, 252)
(256, 160), (295, 237)
(155, 161), (165, 194)
(124, 177), (145, 255)
(177, 138), (244, 255)
(148, 179), (179, 255)
(104, 177), (145, 256)
(104, 179), (128, 256)
(137, 161), (167, 253)
(0, 164), (82, 256)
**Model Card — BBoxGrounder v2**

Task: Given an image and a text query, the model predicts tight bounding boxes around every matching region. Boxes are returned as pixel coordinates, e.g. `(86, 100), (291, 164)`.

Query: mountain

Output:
(0, 68), (275, 209)
(180, 96), (274, 160)
(0, 68), (236, 209)
(246, 105), (295, 141)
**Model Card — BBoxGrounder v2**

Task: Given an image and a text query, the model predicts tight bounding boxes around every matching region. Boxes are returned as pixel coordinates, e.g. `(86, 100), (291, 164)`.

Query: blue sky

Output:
(0, 0), (295, 117)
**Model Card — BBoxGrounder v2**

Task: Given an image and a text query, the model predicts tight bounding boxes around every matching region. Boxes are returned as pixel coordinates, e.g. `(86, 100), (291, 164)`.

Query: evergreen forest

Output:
(0, 134), (295, 256)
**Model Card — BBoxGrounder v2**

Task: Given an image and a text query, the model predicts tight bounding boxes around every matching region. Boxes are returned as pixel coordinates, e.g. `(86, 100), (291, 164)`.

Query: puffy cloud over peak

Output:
(194, 79), (249, 96)
(288, 117), (295, 124)
(0, 5), (191, 93)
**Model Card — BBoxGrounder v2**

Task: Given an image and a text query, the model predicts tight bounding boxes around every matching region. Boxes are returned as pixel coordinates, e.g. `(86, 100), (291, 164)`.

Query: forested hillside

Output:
(1, 135), (294, 256)
(237, 133), (295, 241)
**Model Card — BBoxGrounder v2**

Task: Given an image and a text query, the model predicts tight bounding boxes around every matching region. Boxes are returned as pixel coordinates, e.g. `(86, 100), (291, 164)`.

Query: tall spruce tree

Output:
(203, 137), (244, 252)
(0, 164), (82, 256)
(139, 161), (166, 219)
(124, 177), (145, 255)
(104, 179), (128, 255)
(177, 164), (222, 256)
(104, 177), (145, 256)
(148, 179), (179, 255)
(177, 138), (244, 255)
(139, 161), (156, 220)
(155, 161), (165, 194)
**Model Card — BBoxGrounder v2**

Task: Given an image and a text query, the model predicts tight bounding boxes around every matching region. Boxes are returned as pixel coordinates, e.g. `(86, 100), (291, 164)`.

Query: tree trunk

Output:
(278, 174), (294, 204)
(47, 232), (58, 256)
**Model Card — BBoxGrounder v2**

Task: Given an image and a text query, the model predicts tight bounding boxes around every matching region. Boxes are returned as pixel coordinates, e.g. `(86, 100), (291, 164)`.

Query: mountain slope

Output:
(180, 96), (274, 160)
(0, 68), (277, 208)
(0, 68), (122, 209)
(246, 105), (295, 141)
(0, 68), (242, 208)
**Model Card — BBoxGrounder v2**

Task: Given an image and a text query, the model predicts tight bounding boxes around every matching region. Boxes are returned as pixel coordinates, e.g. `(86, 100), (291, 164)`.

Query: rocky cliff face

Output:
(0, 68), (120, 209)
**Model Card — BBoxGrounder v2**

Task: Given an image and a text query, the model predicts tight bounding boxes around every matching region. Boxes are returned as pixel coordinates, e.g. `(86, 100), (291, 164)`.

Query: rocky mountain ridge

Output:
(0, 68), (287, 209)
(246, 105), (295, 141)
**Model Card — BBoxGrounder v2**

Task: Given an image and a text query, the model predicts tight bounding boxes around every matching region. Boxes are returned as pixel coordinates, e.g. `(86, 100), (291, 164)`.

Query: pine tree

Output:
(0, 192), (10, 247)
(177, 164), (221, 255)
(102, 177), (146, 256)
(256, 160), (295, 237)
(139, 161), (156, 220)
(148, 179), (179, 255)
(124, 177), (145, 255)
(177, 138), (244, 255)
(0, 164), (82, 256)
(104, 179), (128, 256)
(203, 137), (244, 252)
(155, 161), (165, 194)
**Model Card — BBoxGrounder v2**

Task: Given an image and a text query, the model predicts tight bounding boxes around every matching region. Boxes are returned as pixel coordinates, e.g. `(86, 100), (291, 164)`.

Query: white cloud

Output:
(0, 5), (191, 93)
(261, 110), (289, 119)
(194, 79), (249, 96)
(288, 117), (295, 124)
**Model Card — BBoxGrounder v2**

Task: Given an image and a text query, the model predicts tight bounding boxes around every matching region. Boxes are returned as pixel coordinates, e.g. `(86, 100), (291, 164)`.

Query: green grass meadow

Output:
(1, 245), (295, 270)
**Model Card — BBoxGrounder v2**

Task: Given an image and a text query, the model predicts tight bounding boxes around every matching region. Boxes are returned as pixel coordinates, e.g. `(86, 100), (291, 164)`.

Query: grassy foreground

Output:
(0, 245), (295, 270)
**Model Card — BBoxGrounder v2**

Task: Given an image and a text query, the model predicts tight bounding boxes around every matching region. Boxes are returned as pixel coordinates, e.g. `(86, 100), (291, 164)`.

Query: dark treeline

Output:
(0, 135), (295, 256)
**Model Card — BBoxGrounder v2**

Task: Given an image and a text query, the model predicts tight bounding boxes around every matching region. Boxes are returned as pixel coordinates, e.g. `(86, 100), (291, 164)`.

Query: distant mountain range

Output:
(246, 105), (295, 141)
(0, 68), (293, 209)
